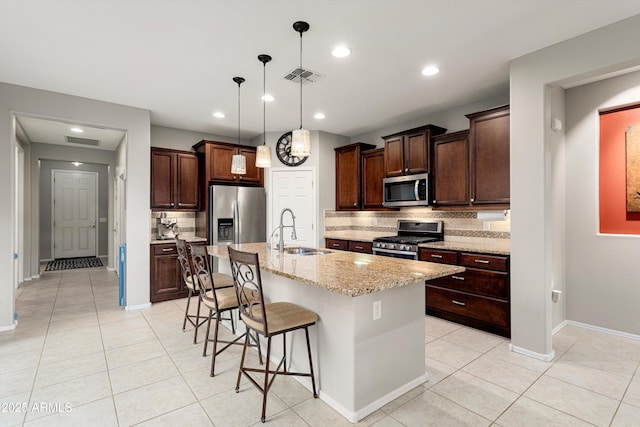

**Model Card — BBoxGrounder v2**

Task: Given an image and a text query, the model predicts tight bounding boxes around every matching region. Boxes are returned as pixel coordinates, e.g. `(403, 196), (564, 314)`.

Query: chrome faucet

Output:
(278, 208), (298, 252)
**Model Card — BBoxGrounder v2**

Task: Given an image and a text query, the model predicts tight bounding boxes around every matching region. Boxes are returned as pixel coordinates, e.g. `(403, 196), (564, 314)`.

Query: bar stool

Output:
(190, 244), (261, 376)
(228, 246), (318, 423)
(176, 239), (234, 344)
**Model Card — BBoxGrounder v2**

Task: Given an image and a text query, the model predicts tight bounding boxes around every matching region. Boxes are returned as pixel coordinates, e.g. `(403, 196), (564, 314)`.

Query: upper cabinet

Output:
(432, 130), (470, 206)
(193, 140), (263, 186)
(361, 148), (387, 210)
(151, 147), (199, 211)
(466, 105), (510, 206)
(335, 142), (376, 210)
(383, 124), (446, 177)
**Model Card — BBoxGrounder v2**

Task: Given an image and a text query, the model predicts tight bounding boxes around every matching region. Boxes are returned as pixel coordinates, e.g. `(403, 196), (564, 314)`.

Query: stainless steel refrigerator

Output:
(209, 185), (266, 247)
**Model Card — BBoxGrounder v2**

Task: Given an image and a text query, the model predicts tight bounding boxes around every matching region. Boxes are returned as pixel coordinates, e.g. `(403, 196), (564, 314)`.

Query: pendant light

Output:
(290, 21), (311, 158)
(255, 54), (272, 168)
(230, 76), (247, 175)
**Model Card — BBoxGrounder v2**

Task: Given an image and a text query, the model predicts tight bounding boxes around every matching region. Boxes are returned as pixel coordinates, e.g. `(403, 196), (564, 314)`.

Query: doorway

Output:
(269, 168), (316, 248)
(52, 169), (98, 259)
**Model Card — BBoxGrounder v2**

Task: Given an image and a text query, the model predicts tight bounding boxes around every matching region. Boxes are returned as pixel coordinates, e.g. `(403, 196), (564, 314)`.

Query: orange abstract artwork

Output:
(627, 125), (640, 212)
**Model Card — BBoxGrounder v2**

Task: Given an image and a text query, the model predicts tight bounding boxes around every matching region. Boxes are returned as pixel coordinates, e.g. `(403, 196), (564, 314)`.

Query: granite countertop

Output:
(323, 231), (511, 255)
(150, 236), (208, 245)
(207, 242), (463, 297)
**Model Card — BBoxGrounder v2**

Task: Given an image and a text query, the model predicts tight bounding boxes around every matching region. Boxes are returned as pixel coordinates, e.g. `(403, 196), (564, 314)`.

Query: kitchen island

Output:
(208, 242), (463, 422)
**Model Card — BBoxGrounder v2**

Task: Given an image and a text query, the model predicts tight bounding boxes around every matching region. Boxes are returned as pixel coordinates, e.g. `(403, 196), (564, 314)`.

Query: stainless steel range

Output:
(372, 220), (444, 260)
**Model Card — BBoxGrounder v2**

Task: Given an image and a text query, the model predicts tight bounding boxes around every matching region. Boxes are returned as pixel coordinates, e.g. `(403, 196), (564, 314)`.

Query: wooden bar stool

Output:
(228, 246), (318, 423)
(176, 239), (234, 344)
(190, 244), (261, 376)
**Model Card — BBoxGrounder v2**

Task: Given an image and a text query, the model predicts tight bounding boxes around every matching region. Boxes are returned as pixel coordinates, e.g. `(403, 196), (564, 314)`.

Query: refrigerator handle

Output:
(234, 200), (240, 244)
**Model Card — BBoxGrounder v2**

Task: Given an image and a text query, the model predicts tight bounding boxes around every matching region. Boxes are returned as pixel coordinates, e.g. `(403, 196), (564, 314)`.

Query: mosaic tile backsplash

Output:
(150, 211), (196, 240)
(325, 208), (510, 245)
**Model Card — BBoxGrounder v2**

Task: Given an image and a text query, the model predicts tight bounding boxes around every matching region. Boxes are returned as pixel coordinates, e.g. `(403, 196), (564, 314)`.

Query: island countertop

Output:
(207, 242), (464, 297)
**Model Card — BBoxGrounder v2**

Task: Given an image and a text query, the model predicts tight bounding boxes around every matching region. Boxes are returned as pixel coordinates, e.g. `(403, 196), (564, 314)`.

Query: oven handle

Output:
(414, 180), (420, 201)
(372, 247), (418, 259)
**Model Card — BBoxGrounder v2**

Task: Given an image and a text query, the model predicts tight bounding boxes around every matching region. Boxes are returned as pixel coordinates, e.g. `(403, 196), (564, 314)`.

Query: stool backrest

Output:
(228, 247), (268, 335)
(189, 244), (220, 309)
(175, 238), (195, 290)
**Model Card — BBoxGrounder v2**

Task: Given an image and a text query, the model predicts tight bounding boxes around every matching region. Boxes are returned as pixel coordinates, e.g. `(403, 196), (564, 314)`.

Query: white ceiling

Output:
(2, 1), (640, 147)
(16, 116), (125, 150)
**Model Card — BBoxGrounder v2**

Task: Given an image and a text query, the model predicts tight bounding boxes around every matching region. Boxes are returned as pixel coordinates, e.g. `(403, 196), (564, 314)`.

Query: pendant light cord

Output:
(237, 81), (241, 145)
(263, 62), (266, 145)
(299, 30), (303, 130)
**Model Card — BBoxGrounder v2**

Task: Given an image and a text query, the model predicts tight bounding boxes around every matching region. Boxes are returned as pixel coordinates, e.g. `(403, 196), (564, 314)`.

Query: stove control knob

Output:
(388, 244), (395, 250)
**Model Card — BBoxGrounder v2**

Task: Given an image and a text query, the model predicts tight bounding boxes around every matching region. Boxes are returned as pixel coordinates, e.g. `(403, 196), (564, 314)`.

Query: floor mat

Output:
(45, 257), (104, 271)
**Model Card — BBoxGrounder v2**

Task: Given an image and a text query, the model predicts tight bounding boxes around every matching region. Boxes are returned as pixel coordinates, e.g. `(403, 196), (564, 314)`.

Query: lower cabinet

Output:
(325, 238), (372, 254)
(420, 248), (510, 337)
(150, 242), (204, 303)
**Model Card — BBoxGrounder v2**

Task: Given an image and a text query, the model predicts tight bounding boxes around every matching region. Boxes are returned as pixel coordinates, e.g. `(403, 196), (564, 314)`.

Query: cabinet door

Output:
(348, 241), (372, 254)
(176, 153), (199, 209)
(433, 131), (469, 206)
(238, 147), (262, 185)
(384, 136), (405, 177)
(151, 150), (175, 209)
(362, 148), (386, 210)
(209, 144), (237, 182)
(469, 106), (510, 205)
(404, 132), (429, 175)
(150, 245), (185, 302)
(335, 146), (361, 210)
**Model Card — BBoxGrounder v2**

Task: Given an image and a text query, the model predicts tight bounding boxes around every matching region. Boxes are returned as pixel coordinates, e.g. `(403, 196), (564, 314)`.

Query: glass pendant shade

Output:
(231, 153), (247, 174)
(255, 144), (272, 168)
(291, 128), (311, 157)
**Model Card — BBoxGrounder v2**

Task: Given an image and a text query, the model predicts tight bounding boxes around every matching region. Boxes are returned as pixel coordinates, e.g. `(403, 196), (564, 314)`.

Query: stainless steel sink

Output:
(283, 247), (333, 255)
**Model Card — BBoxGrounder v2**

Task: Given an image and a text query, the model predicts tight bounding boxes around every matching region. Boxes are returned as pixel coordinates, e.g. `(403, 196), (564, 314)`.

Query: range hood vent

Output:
(283, 67), (324, 85)
(65, 136), (100, 146)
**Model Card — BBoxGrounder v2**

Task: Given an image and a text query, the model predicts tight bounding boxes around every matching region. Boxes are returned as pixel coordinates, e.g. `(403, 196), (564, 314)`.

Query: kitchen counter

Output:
(150, 236), (207, 245)
(207, 242), (463, 297)
(324, 231), (511, 255)
(208, 241), (462, 422)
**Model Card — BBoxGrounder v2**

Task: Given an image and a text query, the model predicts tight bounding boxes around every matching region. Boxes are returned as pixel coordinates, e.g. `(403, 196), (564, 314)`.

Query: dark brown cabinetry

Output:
(335, 143), (376, 210)
(432, 130), (469, 206)
(151, 148), (199, 210)
(361, 148), (387, 210)
(150, 241), (204, 303)
(466, 105), (510, 206)
(383, 125), (446, 177)
(420, 247), (510, 337)
(325, 238), (373, 254)
(194, 141), (262, 186)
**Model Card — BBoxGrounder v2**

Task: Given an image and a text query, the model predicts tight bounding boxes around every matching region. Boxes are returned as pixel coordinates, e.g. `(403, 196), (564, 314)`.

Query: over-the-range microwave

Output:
(382, 173), (430, 207)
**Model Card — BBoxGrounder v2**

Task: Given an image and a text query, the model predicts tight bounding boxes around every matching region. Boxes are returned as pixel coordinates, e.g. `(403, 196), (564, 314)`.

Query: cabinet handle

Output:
(178, 202), (183, 207)
(239, 176), (243, 180)
(332, 243), (341, 247)
(452, 275), (465, 281)
(353, 203), (357, 207)
(354, 245), (363, 250)
(170, 202), (175, 206)
(162, 248), (174, 252)
(433, 200), (437, 204)
(430, 254), (443, 259)
(405, 168), (408, 172)
(474, 259), (490, 264)
(452, 300), (466, 306)
(470, 198), (475, 202)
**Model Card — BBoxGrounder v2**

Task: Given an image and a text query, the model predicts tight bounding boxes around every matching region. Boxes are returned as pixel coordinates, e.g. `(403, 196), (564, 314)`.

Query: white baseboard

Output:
(125, 303), (151, 311)
(565, 320), (640, 341)
(552, 320), (568, 335)
(509, 343), (556, 362)
(0, 321), (18, 332)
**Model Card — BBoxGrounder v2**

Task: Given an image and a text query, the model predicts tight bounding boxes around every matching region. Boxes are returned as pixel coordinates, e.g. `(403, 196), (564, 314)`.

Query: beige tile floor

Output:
(1, 267), (639, 426)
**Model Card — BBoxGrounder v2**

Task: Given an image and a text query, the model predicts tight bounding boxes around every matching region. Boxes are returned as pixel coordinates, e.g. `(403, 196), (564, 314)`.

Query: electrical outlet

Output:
(483, 222), (490, 231)
(373, 300), (382, 320)
(373, 217), (379, 226)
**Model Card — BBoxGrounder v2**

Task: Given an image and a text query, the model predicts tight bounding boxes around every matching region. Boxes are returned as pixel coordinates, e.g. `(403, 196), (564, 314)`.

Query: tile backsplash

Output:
(325, 208), (510, 244)
(150, 211), (197, 240)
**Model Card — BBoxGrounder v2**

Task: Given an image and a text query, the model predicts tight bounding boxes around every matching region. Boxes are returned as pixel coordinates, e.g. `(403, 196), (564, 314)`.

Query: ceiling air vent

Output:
(283, 67), (324, 85)
(65, 136), (100, 146)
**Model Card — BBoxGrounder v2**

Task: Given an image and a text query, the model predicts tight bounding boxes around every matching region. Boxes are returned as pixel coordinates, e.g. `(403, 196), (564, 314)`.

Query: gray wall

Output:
(565, 70), (640, 335)
(39, 159), (110, 260)
(151, 125), (250, 151)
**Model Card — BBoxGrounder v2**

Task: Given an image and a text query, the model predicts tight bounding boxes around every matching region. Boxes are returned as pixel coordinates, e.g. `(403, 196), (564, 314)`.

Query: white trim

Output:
(0, 321), (18, 332)
(509, 343), (556, 362)
(552, 319), (568, 335)
(125, 302), (151, 311)
(565, 320), (640, 341)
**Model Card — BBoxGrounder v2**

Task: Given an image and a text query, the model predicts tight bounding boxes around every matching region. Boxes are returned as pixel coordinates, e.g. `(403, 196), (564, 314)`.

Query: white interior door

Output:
(270, 168), (316, 248)
(53, 170), (98, 259)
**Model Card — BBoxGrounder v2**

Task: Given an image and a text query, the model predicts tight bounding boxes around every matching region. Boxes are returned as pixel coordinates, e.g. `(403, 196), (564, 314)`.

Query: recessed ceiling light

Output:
(70, 127), (84, 133)
(332, 46), (351, 58)
(421, 65), (440, 76)
(213, 112), (225, 118)
(71, 162), (83, 167)
(314, 112), (326, 120)
(261, 94), (275, 102)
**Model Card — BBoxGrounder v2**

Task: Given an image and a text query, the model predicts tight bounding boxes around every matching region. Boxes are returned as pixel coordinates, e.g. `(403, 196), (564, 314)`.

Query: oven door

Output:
(372, 247), (418, 260)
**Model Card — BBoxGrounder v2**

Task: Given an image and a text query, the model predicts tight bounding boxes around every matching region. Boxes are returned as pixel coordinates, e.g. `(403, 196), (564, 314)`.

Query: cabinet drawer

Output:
(326, 238), (349, 250)
(428, 267), (508, 299)
(349, 241), (372, 254)
(419, 248), (457, 264)
(426, 285), (509, 328)
(459, 252), (508, 272)
(153, 244), (177, 255)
